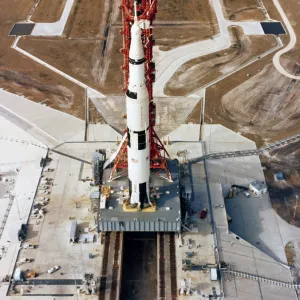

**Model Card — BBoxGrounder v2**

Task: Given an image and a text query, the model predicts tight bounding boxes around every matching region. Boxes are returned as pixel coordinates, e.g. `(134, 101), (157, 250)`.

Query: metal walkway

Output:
(223, 269), (300, 289)
(190, 133), (300, 163)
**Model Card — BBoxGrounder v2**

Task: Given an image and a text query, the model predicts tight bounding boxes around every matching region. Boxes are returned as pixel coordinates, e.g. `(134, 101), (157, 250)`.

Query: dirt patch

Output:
(284, 240), (300, 282)
(165, 27), (277, 96)
(285, 242), (296, 266)
(260, 141), (300, 227)
(219, 60), (300, 140)
(89, 100), (105, 124)
(185, 99), (203, 124)
(222, 0), (266, 21)
(31, 0), (66, 22)
(0, 69), (74, 108)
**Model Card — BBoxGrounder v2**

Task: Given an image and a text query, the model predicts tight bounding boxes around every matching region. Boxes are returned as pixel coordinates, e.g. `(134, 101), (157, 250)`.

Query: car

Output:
(243, 191), (250, 198)
(48, 265), (60, 274)
(17, 224), (27, 241)
(42, 178), (52, 182)
(200, 208), (207, 219)
(39, 185), (49, 189)
(34, 200), (47, 206)
(40, 197), (50, 202)
(31, 214), (41, 219)
(17, 258), (32, 266)
(22, 243), (36, 249)
(41, 190), (50, 194)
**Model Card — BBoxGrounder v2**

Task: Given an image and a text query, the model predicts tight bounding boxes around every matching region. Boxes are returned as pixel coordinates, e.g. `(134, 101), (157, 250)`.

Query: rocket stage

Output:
(98, 160), (181, 232)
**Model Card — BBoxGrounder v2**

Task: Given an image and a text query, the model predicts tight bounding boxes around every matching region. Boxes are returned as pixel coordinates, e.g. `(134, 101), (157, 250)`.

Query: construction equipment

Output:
(101, 185), (111, 198)
(17, 224), (27, 241)
(17, 258), (32, 266)
(26, 270), (37, 278)
(22, 243), (36, 249)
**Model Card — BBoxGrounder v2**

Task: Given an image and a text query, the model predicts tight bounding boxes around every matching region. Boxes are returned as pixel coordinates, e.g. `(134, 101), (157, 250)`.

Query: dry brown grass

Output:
(31, 0), (66, 22)
(98, 28), (124, 94)
(67, 0), (106, 38)
(0, 0), (85, 118)
(157, 0), (214, 22)
(222, 0), (265, 21)
(19, 37), (97, 85)
(155, 25), (215, 51)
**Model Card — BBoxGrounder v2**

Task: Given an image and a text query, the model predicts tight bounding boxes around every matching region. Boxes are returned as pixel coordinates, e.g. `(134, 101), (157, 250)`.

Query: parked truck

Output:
(17, 224), (27, 242)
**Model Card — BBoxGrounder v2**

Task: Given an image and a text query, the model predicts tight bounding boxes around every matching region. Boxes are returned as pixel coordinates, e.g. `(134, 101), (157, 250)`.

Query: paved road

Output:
(31, 0), (74, 36)
(272, 0), (300, 80)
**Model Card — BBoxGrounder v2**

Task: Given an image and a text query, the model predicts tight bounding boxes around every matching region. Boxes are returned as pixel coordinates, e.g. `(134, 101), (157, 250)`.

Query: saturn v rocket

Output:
(126, 9), (151, 209)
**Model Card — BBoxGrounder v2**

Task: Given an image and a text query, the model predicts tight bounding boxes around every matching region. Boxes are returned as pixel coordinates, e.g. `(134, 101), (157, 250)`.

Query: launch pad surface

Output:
(99, 160), (181, 232)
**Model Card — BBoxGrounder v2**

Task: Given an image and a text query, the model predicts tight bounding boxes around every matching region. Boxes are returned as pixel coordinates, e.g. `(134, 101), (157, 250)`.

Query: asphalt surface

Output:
(9, 23), (35, 36)
(13, 279), (83, 285)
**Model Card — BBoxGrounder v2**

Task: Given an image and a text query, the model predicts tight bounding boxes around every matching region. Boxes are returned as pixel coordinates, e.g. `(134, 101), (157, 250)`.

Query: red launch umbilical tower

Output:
(110, 0), (171, 180)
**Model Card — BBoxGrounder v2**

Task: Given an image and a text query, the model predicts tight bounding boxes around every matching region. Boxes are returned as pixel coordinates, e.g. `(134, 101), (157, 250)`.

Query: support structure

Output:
(110, 0), (171, 181)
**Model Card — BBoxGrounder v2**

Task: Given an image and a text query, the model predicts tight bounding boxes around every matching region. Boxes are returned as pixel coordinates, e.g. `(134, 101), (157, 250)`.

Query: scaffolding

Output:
(92, 150), (106, 185)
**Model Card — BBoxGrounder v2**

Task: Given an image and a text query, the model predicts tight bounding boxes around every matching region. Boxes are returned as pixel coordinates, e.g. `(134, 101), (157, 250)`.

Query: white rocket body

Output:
(126, 19), (150, 208)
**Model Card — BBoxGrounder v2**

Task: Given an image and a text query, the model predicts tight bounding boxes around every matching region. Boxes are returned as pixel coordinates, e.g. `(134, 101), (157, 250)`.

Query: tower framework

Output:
(110, 0), (171, 181)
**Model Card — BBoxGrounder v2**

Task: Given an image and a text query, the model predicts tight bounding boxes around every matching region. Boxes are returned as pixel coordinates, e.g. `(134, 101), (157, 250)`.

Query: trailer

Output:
(69, 220), (77, 243)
